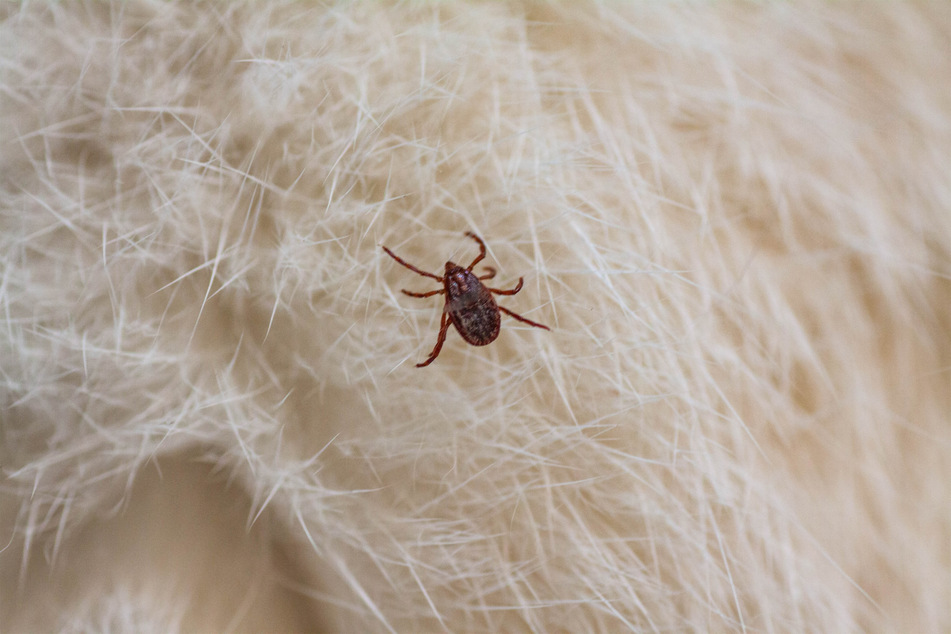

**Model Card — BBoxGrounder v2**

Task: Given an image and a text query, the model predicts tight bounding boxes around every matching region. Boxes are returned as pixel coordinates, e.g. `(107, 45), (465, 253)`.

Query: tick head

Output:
(445, 262), (477, 297)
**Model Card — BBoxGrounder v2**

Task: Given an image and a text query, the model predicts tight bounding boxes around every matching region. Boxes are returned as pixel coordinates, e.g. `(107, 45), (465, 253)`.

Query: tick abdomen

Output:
(450, 296), (501, 346)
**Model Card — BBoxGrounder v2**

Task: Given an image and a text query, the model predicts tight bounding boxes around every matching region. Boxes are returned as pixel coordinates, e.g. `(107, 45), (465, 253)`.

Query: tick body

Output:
(382, 232), (550, 367)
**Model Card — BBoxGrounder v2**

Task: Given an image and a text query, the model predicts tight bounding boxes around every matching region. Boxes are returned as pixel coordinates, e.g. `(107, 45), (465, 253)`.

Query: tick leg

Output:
(464, 232), (487, 270)
(401, 288), (445, 298)
(417, 310), (451, 367)
(486, 277), (523, 296)
(478, 267), (496, 281)
(382, 245), (442, 281)
(499, 305), (550, 331)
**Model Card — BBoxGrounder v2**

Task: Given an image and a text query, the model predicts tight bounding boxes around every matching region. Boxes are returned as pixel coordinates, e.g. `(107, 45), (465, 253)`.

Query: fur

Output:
(2, 2), (950, 631)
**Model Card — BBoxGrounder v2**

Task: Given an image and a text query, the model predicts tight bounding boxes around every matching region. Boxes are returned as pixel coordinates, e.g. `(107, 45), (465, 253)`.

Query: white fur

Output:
(2, 3), (950, 631)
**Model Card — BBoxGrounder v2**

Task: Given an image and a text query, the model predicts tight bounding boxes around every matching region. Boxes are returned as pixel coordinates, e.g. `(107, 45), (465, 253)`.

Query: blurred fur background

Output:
(2, 2), (950, 631)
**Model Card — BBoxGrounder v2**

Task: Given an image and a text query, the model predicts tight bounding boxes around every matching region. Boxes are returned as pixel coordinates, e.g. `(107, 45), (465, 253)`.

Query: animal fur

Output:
(2, 2), (950, 631)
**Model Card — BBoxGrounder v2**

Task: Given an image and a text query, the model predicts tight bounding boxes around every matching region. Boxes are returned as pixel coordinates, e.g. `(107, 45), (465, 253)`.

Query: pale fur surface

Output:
(2, 2), (950, 632)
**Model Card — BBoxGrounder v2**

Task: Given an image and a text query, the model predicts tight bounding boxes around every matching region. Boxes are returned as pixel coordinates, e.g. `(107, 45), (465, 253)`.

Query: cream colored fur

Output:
(2, 3), (950, 632)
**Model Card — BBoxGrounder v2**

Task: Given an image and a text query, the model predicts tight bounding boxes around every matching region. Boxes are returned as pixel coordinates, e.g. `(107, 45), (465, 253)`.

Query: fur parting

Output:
(2, 2), (950, 632)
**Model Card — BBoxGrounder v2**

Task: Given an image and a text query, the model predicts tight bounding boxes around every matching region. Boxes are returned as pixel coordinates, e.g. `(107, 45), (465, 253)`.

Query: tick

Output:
(382, 232), (550, 367)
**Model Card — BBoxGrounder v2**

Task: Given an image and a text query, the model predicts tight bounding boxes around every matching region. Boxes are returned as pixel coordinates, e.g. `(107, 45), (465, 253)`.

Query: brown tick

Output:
(382, 232), (550, 367)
